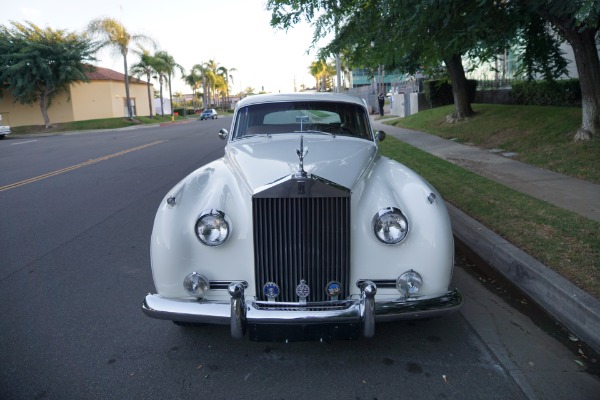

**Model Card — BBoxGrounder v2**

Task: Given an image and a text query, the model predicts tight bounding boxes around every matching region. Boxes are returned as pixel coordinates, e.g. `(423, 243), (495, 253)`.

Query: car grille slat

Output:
(253, 178), (350, 303)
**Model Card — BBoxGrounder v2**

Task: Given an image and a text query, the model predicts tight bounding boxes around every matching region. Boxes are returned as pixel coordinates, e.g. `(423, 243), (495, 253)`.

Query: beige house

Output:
(0, 66), (154, 127)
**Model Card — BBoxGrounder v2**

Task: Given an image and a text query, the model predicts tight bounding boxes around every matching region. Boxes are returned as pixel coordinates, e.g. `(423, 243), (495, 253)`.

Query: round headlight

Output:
(372, 207), (408, 244)
(397, 270), (422, 297)
(195, 209), (231, 246)
(183, 272), (210, 298)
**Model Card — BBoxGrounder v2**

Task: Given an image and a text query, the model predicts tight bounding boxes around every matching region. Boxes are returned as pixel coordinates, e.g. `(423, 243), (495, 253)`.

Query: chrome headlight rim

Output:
(372, 206), (409, 245)
(183, 272), (210, 298)
(194, 209), (231, 247)
(397, 270), (423, 297)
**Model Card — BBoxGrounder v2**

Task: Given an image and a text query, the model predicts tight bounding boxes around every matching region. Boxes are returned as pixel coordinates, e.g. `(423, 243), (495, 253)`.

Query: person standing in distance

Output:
(378, 92), (385, 116)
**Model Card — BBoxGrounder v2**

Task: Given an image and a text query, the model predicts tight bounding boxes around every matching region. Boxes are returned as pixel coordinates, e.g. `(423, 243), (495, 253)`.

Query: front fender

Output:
(350, 156), (454, 296)
(150, 158), (255, 298)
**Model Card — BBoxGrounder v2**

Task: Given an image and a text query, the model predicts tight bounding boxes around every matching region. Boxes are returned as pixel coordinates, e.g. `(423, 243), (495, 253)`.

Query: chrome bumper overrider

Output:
(142, 282), (463, 340)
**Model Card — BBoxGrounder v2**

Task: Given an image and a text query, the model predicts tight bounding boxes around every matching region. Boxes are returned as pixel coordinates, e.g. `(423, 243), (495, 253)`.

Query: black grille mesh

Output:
(252, 195), (351, 302)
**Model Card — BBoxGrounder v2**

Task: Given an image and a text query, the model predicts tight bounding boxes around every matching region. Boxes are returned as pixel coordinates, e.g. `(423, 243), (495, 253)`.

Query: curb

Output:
(447, 203), (600, 354)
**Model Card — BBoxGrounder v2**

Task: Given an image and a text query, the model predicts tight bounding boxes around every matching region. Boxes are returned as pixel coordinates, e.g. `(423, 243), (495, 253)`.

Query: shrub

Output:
(512, 79), (581, 107)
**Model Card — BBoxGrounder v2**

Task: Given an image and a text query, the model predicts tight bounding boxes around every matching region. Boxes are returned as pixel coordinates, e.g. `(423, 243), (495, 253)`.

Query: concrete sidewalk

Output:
(370, 118), (600, 354)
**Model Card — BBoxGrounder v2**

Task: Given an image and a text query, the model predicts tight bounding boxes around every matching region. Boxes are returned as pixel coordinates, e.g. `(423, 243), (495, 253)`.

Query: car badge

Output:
(296, 279), (310, 304)
(326, 281), (342, 300)
(263, 282), (280, 302)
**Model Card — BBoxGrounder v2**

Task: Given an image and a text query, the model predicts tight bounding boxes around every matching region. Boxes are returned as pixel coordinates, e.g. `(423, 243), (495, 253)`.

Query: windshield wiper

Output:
(294, 130), (336, 137)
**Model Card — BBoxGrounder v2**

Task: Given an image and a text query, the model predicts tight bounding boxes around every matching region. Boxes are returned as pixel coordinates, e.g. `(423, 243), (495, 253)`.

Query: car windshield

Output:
(231, 101), (372, 141)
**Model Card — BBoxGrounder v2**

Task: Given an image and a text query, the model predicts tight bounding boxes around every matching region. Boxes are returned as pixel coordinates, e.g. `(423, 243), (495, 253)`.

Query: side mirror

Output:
(375, 131), (386, 142)
(218, 128), (229, 140)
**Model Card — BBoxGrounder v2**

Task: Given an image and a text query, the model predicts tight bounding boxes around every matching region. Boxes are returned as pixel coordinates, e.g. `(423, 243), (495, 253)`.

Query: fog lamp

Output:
(397, 270), (422, 297)
(183, 272), (210, 298)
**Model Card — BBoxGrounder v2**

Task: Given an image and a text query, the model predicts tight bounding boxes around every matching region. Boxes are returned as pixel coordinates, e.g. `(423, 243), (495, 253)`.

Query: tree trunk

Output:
(146, 72), (153, 118)
(444, 53), (474, 122)
(556, 27), (599, 141)
(528, 3), (600, 141)
(202, 75), (207, 109)
(39, 87), (52, 128)
(168, 74), (173, 117)
(123, 55), (133, 120)
(159, 76), (165, 116)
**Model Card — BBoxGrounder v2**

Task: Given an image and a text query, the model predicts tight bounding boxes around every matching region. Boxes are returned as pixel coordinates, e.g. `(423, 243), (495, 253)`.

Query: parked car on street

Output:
(143, 93), (462, 341)
(0, 124), (10, 139)
(199, 108), (218, 120)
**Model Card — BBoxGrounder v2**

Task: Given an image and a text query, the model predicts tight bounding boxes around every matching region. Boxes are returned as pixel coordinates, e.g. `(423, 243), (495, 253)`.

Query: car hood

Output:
(224, 135), (378, 191)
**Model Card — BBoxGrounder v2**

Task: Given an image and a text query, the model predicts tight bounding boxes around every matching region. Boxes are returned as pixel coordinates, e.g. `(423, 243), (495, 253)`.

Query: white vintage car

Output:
(143, 93), (462, 341)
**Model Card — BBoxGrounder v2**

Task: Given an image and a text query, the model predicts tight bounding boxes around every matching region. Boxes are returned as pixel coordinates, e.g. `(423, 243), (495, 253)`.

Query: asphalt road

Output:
(1, 118), (598, 400)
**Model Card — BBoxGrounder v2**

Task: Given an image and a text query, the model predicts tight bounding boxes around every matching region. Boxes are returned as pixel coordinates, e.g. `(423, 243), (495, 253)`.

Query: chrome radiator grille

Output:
(252, 176), (351, 302)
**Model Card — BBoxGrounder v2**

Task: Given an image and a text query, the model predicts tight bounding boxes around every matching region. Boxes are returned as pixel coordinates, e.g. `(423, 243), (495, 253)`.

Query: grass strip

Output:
(380, 136), (600, 298)
(387, 104), (600, 184)
(10, 115), (187, 135)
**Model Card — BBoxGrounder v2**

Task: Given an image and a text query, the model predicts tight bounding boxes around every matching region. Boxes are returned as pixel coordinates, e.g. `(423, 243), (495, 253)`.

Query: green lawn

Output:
(381, 104), (600, 298)
(10, 115), (188, 135)
(387, 104), (600, 184)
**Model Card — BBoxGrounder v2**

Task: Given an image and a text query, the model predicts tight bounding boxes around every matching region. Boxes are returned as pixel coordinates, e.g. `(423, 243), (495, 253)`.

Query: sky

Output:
(0, 0), (325, 94)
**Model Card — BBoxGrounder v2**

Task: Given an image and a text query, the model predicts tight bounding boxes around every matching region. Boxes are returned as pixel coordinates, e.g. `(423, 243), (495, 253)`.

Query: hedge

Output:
(512, 79), (581, 107)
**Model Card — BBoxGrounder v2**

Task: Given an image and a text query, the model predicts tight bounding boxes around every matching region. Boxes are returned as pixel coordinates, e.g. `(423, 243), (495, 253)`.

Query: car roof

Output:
(236, 93), (366, 109)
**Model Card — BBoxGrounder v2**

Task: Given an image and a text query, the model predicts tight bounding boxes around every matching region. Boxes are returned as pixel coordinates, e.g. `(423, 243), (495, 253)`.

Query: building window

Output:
(123, 98), (137, 117)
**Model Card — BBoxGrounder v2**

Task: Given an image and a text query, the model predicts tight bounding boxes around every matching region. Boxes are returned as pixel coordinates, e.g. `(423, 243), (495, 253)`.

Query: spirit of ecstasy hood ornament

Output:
(296, 134), (308, 177)
(296, 115), (309, 177)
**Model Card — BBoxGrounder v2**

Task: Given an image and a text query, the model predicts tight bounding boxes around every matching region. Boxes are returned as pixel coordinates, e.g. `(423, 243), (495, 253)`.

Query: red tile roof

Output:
(85, 66), (147, 84)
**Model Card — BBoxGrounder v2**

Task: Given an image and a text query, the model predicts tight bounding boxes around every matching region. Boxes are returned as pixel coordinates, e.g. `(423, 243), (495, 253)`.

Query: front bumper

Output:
(142, 282), (463, 341)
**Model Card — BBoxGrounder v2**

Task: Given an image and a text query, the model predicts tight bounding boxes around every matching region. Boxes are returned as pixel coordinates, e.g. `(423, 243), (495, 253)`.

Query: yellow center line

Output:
(0, 140), (166, 192)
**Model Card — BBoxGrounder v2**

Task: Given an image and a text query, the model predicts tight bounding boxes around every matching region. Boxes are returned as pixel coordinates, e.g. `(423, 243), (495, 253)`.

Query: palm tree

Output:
(87, 17), (155, 120)
(309, 59), (336, 92)
(130, 45), (156, 118)
(203, 59), (219, 108)
(190, 63), (208, 109)
(154, 51), (185, 117)
(184, 68), (202, 111)
(217, 66), (236, 109)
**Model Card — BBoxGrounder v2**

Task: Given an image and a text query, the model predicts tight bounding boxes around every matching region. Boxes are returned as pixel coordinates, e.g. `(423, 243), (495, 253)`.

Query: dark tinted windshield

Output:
(232, 101), (372, 140)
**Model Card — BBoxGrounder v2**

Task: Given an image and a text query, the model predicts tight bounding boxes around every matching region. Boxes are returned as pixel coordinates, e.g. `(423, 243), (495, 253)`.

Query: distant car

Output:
(143, 93), (462, 341)
(0, 124), (10, 139)
(200, 109), (218, 120)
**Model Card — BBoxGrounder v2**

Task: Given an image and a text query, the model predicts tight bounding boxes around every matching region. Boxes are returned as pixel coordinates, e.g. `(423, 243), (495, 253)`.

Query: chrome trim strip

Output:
(210, 280), (249, 290)
(356, 279), (397, 289)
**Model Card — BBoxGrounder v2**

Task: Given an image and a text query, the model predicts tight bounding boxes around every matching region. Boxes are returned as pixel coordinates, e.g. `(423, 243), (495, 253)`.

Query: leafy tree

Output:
(267, 0), (513, 119)
(130, 45), (157, 118)
(153, 51), (184, 117)
(268, 0), (517, 120)
(87, 17), (155, 119)
(0, 21), (98, 128)
(523, 0), (600, 140)
(514, 15), (569, 81)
